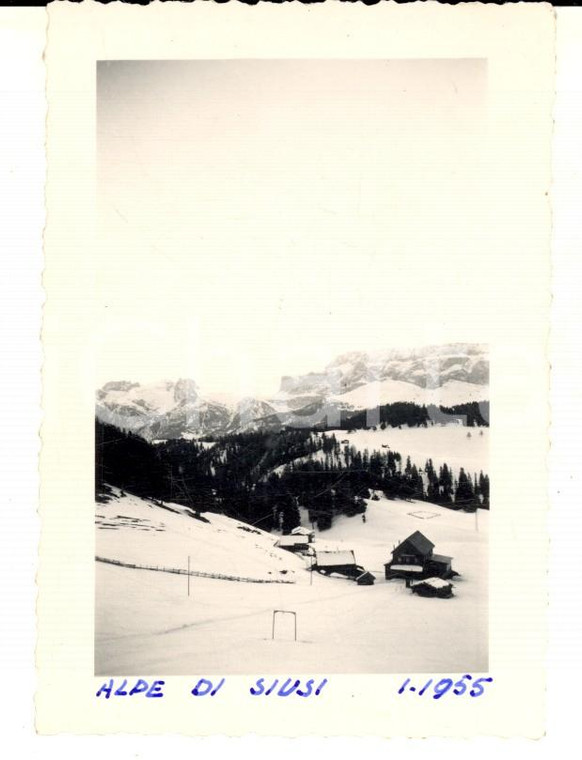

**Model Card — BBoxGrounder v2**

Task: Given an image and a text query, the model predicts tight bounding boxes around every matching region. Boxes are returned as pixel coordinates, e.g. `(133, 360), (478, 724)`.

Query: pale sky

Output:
(97, 59), (488, 396)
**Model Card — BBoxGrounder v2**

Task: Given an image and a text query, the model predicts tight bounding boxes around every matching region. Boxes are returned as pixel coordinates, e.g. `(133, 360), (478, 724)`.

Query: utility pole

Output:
(188, 555), (191, 597)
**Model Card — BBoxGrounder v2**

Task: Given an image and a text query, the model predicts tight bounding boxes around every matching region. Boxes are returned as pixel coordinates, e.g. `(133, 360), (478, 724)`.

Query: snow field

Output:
(96, 490), (305, 582)
(96, 490), (488, 674)
(329, 378), (488, 409)
(319, 425), (489, 481)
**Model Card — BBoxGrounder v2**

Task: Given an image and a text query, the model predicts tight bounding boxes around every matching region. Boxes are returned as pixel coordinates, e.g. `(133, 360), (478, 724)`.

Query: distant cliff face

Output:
(173, 378), (199, 404)
(96, 344), (488, 440)
(96, 379), (226, 440)
(279, 344), (489, 396)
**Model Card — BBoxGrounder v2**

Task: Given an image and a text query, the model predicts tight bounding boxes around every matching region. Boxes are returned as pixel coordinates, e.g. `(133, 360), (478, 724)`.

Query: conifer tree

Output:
(479, 471), (490, 509)
(438, 463), (453, 505)
(455, 467), (476, 511)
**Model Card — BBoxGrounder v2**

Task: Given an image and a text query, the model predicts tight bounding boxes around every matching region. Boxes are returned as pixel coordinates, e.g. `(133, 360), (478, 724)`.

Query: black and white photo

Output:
(95, 60), (490, 675)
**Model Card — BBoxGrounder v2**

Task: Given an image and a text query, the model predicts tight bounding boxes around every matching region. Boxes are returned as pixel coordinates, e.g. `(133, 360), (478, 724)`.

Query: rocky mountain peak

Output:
(173, 378), (199, 404)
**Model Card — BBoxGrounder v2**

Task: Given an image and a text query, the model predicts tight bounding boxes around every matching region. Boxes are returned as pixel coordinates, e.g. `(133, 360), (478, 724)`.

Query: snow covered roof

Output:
(315, 550), (356, 566)
(389, 564), (423, 573)
(277, 535), (310, 546)
(431, 553), (453, 564)
(291, 526), (313, 536)
(412, 577), (452, 589)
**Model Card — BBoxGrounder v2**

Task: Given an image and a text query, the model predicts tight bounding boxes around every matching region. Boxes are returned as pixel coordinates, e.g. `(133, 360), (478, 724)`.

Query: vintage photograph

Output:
(94, 60), (490, 676)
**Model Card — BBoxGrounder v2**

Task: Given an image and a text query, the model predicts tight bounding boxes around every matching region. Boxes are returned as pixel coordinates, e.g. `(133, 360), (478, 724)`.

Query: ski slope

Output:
(96, 489), (487, 675)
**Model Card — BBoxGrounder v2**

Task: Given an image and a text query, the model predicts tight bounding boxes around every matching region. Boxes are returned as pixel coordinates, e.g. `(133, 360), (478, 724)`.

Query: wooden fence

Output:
(95, 555), (295, 584)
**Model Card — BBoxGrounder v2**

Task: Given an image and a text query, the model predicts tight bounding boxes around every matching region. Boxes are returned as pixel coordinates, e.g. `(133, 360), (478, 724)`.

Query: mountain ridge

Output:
(96, 344), (489, 440)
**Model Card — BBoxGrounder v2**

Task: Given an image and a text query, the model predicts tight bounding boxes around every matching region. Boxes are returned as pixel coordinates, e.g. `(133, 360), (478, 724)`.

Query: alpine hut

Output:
(384, 531), (455, 580)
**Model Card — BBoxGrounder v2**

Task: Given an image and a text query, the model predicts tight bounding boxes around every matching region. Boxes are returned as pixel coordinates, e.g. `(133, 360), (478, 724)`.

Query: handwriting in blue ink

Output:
(95, 676), (329, 700)
(96, 678), (165, 699)
(191, 678), (226, 696)
(397, 675), (493, 699)
(249, 677), (328, 697)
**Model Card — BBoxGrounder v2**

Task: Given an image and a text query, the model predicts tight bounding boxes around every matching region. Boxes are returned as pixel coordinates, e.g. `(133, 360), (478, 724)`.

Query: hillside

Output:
(273, 427), (489, 490)
(96, 489), (488, 675)
(323, 425), (488, 481)
(96, 489), (304, 581)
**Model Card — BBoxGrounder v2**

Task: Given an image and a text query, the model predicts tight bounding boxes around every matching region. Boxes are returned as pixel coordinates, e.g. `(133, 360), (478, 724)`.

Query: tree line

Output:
(96, 419), (490, 534)
(311, 400), (489, 431)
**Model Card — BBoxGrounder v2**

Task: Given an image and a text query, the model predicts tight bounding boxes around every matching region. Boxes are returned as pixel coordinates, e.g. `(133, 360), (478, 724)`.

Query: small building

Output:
(384, 531), (455, 580)
(291, 526), (315, 542)
(313, 549), (365, 579)
(427, 553), (453, 577)
(411, 577), (454, 599)
(275, 535), (311, 554)
(356, 571), (376, 586)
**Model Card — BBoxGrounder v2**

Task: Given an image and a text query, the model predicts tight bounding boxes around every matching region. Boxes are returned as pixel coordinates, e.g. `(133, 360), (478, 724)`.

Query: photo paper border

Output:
(39, 0), (554, 737)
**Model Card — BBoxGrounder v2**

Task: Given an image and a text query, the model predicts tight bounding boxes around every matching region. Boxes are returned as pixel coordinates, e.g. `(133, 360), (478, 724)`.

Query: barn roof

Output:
(356, 571), (375, 584)
(277, 535), (309, 546)
(394, 531), (435, 556)
(431, 553), (452, 563)
(315, 549), (356, 566)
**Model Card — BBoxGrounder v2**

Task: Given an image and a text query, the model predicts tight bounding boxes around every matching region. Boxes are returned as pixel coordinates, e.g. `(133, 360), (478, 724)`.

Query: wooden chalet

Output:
(275, 534), (311, 554)
(384, 531), (455, 580)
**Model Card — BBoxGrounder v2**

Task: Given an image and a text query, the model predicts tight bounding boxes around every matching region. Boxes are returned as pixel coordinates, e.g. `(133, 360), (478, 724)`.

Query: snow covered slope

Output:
(328, 425), (488, 478)
(96, 489), (304, 582)
(96, 490), (487, 675)
(274, 426), (488, 483)
(329, 377), (488, 409)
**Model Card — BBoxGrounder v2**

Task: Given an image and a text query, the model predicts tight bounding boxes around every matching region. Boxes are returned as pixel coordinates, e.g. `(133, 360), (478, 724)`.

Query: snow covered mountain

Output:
(96, 344), (488, 440)
(279, 343), (488, 398)
(96, 379), (233, 440)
